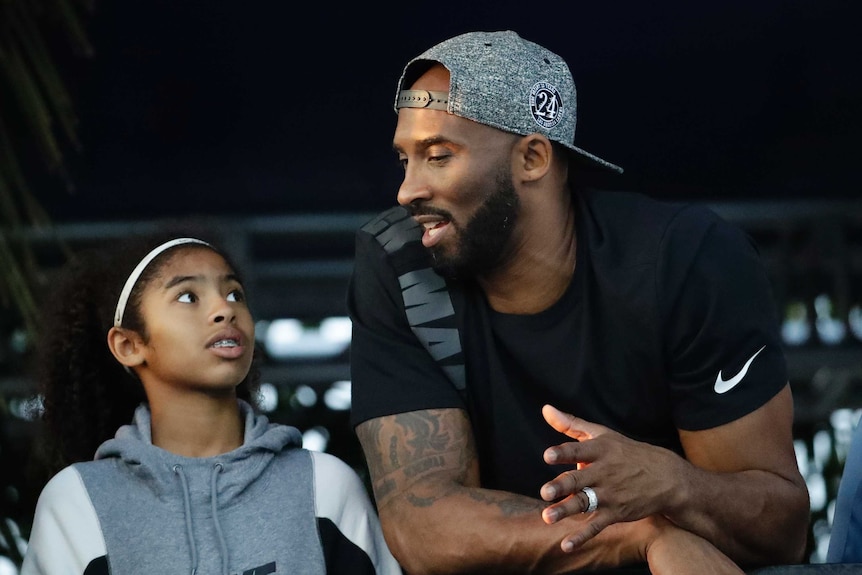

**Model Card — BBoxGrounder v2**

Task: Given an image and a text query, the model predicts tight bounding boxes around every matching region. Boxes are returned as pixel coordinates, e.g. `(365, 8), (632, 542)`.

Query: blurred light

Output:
(291, 385), (317, 408)
(811, 517), (831, 564)
(808, 471), (827, 512)
(319, 317), (352, 344)
(302, 426), (330, 452)
(10, 327), (28, 354)
(261, 317), (351, 359)
(831, 408), (861, 463)
(795, 439), (810, 477)
(814, 294), (846, 345)
(0, 555), (19, 575)
(849, 305), (862, 341)
(324, 380), (352, 411)
(9, 395), (43, 421)
(257, 382), (279, 413)
(781, 301), (811, 346)
(812, 429), (833, 471)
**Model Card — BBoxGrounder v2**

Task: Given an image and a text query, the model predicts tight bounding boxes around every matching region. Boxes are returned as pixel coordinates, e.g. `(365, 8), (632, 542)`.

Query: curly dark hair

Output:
(32, 229), (261, 475)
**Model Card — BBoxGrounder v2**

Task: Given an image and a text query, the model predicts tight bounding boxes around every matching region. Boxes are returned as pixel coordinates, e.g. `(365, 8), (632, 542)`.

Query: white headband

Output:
(113, 238), (211, 328)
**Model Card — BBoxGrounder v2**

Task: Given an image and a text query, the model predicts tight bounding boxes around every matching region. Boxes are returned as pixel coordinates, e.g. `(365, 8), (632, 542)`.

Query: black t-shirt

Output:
(347, 188), (788, 497)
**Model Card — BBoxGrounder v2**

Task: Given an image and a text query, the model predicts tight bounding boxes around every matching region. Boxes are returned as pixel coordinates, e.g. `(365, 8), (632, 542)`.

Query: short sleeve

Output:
(658, 207), (788, 431)
(347, 209), (465, 428)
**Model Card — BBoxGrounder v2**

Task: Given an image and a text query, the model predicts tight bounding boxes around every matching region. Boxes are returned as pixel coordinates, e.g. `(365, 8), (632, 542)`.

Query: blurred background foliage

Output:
(0, 0), (93, 340)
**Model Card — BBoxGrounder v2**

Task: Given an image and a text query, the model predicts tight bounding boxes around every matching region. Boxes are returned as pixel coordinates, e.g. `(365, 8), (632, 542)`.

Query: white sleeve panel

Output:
(310, 451), (402, 574)
(20, 466), (107, 575)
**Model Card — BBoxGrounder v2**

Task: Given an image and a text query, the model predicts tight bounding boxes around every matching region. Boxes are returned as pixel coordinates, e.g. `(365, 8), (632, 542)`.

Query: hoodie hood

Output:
(94, 399), (302, 502)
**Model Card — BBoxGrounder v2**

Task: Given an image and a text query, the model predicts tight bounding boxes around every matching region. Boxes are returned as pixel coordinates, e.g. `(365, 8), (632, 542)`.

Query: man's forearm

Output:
(664, 465), (809, 565)
(380, 483), (649, 575)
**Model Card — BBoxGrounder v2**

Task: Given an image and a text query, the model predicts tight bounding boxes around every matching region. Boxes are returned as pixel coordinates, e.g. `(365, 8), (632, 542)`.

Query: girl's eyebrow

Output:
(164, 275), (198, 290)
(163, 273), (242, 290)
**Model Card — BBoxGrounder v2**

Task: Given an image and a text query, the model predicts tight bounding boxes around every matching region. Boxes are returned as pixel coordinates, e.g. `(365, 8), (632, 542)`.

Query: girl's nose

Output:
(211, 298), (235, 324)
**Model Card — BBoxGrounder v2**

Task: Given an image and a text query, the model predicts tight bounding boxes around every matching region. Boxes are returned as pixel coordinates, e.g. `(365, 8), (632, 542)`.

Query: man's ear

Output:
(515, 134), (553, 182)
(107, 326), (146, 369)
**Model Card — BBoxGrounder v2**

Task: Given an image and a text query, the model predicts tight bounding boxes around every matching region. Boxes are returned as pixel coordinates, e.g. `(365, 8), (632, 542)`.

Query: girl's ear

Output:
(107, 327), (146, 369)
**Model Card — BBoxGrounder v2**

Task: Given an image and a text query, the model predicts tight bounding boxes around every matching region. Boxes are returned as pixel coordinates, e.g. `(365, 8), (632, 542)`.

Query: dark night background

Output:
(35, 0), (861, 224)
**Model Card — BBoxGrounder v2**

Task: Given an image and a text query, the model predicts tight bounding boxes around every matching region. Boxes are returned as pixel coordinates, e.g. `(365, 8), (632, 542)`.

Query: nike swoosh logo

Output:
(714, 345), (766, 394)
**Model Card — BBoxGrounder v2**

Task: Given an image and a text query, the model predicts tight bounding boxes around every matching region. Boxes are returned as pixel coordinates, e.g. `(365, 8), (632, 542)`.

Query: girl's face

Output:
(134, 247), (255, 394)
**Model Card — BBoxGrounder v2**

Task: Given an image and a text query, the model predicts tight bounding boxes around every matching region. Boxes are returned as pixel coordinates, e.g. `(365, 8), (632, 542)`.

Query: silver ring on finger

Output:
(581, 486), (598, 513)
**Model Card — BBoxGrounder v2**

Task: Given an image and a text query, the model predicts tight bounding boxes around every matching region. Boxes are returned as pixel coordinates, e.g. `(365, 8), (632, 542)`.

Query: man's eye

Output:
(227, 289), (245, 303)
(178, 292), (197, 303)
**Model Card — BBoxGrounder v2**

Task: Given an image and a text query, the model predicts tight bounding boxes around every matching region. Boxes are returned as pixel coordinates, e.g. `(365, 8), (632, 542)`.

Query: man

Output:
(347, 30), (809, 574)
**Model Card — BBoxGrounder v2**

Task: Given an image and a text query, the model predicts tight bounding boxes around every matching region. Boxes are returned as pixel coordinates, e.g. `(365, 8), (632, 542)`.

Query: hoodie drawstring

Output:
(211, 463), (230, 575)
(173, 463), (231, 575)
(173, 464), (198, 575)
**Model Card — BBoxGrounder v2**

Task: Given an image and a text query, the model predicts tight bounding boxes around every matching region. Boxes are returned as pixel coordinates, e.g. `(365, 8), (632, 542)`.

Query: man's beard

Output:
(430, 169), (520, 280)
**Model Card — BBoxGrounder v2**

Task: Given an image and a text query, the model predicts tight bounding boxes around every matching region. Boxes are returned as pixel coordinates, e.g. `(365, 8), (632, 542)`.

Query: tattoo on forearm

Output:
(406, 492), (437, 508)
(404, 455), (446, 477)
(468, 489), (544, 517)
(388, 435), (399, 468)
(396, 411), (450, 456)
(357, 410), (480, 508)
(376, 477), (397, 501)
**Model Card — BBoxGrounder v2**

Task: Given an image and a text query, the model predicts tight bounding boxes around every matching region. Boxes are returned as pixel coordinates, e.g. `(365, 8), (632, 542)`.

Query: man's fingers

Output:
(542, 404), (607, 440)
(542, 405), (588, 438)
(561, 519), (607, 553)
(544, 434), (603, 466)
(542, 483), (601, 520)
(542, 491), (588, 523)
(541, 467), (592, 501)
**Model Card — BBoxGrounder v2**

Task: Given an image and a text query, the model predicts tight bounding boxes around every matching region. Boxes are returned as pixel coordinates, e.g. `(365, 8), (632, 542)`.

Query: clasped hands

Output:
(537, 405), (745, 574)
(538, 404), (683, 551)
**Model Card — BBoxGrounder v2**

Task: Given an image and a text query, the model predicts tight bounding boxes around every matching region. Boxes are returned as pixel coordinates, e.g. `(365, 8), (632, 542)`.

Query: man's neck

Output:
(479, 196), (577, 315)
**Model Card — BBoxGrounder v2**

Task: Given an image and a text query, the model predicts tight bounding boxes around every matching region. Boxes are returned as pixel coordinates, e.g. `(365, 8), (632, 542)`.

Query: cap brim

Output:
(569, 145), (624, 174)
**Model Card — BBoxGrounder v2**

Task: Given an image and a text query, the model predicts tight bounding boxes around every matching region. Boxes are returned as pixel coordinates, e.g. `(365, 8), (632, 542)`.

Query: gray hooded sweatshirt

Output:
(22, 400), (402, 575)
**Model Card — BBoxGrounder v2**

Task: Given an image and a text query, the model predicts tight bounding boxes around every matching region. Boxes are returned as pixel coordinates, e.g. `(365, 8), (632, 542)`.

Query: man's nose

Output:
(396, 166), (432, 206)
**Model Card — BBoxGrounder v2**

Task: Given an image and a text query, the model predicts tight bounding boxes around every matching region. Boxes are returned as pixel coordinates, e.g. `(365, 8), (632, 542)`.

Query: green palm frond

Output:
(0, 0), (94, 339)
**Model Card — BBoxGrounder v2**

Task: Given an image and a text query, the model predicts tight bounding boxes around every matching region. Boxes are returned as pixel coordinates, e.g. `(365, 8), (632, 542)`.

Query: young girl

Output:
(21, 233), (402, 574)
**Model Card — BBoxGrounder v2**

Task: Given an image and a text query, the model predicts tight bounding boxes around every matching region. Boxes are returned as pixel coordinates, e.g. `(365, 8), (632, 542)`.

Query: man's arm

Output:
(539, 384), (810, 567)
(673, 384), (810, 562)
(356, 407), (746, 575)
(356, 407), (650, 574)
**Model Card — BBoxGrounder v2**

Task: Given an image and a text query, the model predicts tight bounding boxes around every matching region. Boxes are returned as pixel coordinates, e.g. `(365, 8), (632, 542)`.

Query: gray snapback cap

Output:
(395, 30), (623, 174)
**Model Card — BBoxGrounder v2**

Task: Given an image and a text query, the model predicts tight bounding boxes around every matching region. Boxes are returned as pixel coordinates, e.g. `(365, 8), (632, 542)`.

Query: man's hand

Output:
(539, 404), (687, 551)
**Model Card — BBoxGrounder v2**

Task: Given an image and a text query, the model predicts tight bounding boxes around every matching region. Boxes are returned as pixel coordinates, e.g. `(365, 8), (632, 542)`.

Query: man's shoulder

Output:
(578, 188), (725, 257)
(580, 188), (717, 227)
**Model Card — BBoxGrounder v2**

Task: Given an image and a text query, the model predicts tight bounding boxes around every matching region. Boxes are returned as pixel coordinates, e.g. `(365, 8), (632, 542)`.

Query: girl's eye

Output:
(227, 289), (245, 303)
(177, 292), (197, 303)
